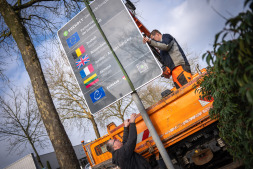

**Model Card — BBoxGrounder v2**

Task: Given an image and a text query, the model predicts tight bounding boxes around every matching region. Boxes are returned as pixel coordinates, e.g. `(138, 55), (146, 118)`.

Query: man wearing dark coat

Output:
(106, 113), (152, 169)
(143, 29), (192, 89)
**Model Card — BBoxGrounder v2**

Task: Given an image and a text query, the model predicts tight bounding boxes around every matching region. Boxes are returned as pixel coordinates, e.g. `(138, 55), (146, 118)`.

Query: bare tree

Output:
(0, 57), (7, 82)
(0, 0), (83, 168)
(137, 82), (167, 109)
(0, 84), (49, 168)
(100, 96), (134, 123)
(44, 51), (101, 138)
(44, 51), (135, 132)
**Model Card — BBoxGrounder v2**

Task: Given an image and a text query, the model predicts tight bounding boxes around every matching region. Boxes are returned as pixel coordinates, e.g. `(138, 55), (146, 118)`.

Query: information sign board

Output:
(58, 0), (162, 114)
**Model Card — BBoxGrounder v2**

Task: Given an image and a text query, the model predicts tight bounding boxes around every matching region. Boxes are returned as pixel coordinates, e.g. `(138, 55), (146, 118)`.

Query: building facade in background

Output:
(39, 143), (89, 169)
(5, 154), (39, 169)
(5, 144), (89, 169)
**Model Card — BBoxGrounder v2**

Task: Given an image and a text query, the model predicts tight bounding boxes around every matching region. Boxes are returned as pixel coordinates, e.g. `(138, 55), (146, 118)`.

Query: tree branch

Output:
(0, 29), (11, 43)
(13, 0), (60, 11)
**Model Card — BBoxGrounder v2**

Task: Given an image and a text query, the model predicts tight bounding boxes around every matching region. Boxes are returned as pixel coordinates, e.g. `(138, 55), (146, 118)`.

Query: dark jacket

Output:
(150, 34), (190, 71)
(112, 123), (152, 169)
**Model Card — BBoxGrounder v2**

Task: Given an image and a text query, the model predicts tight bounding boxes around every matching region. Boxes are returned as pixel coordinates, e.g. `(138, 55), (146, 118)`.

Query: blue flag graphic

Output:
(90, 87), (106, 103)
(66, 32), (80, 48)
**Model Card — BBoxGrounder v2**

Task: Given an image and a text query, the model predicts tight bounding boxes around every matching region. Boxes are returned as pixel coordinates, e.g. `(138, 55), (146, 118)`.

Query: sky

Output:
(0, 0), (247, 168)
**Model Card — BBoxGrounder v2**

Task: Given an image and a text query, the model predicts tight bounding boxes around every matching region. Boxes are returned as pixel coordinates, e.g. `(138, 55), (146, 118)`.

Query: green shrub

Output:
(196, 0), (253, 168)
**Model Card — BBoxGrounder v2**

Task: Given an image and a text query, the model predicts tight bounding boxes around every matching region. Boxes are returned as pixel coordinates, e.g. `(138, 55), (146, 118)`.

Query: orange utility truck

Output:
(82, 1), (240, 169)
(82, 69), (241, 169)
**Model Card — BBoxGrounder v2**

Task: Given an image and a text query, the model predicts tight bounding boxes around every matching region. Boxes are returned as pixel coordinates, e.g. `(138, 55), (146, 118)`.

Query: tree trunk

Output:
(47, 161), (52, 169)
(0, 1), (80, 168)
(22, 126), (44, 168)
(29, 138), (44, 168)
(90, 115), (101, 138)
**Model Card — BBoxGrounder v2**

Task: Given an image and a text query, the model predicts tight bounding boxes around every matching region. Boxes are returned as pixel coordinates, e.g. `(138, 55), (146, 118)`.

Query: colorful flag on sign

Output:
(90, 87), (106, 103)
(76, 54), (90, 69)
(83, 73), (99, 88)
(80, 64), (94, 78)
(72, 45), (85, 59)
(66, 32), (80, 48)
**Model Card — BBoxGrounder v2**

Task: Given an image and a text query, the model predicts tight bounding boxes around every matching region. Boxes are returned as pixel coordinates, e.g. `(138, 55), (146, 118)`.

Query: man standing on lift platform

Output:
(143, 30), (192, 89)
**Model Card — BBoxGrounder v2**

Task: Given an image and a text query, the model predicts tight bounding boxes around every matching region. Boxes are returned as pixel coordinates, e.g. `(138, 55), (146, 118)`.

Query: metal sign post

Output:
(131, 91), (175, 169)
(83, 1), (175, 168)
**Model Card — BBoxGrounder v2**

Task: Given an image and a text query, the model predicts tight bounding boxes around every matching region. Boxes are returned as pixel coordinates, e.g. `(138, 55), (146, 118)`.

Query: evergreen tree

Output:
(197, 0), (253, 167)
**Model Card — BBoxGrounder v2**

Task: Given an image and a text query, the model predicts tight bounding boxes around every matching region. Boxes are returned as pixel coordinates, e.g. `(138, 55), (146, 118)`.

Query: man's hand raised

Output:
(124, 119), (130, 127)
(143, 37), (151, 44)
(129, 113), (137, 123)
